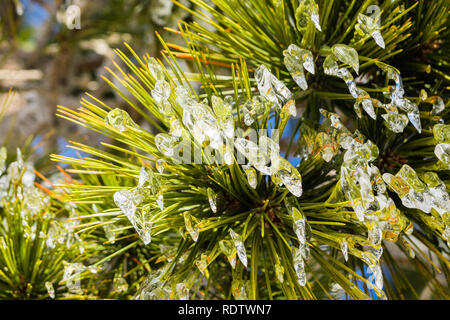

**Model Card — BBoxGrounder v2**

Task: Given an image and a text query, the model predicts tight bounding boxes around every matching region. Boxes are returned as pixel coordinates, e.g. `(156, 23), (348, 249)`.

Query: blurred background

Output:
(0, 0), (200, 171)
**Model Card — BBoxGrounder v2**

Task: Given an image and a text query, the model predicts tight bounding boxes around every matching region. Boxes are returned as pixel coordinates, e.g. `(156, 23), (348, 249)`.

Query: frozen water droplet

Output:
(435, 143), (450, 167)
(184, 212), (200, 242)
(212, 95), (235, 138)
(103, 223), (115, 244)
(283, 44), (315, 90)
(207, 187), (217, 213)
(430, 96), (444, 115)
(433, 124), (450, 144)
(176, 283), (190, 300)
(371, 246), (383, 261)
(299, 242), (310, 260)
(16, 148), (23, 165)
(407, 110), (422, 133)
(138, 166), (151, 188)
(241, 103), (255, 126)
(275, 262), (285, 283)
(7, 157), (23, 183)
(320, 109), (348, 132)
(113, 273), (128, 293)
(155, 133), (178, 157)
(295, 0), (322, 33)
(219, 239), (237, 269)
(250, 95), (270, 117)
(230, 229), (248, 268)
(152, 80), (171, 103)
(245, 167), (258, 189)
(19, 163), (35, 187)
(45, 281), (55, 298)
(0, 147), (6, 175)
(196, 254), (210, 278)
(148, 57), (165, 80)
(397, 164), (426, 192)
(234, 138), (271, 174)
(340, 239), (349, 262)
(354, 89), (376, 119)
(63, 262), (85, 294)
(0, 175), (9, 201)
(315, 132), (335, 162)
(176, 87), (219, 145)
(134, 216), (152, 245)
(323, 55), (339, 76)
(420, 89), (428, 101)
(273, 157), (303, 197)
(181, 98), (223, 149)
(156, 191), (164, 210)
(311, 12), (321, 31)
(347, 80), (358, 98)
(259, 135), (280, 161)
(231, 280), (249, 300)
(290, 207), (306, 244)
(332, 44), (359, 74)
(293, 219), (306, 244)
(156, 159), (166, 174)
(371, 30), (385, 49)
(222, 145), (233, 165)
(169, 117), (182, 138)
(255, 65), (293, 109)
(151, 80), (172, 116)
(354, 13), (385, 48)
(381, 113), (408, 133)
(234, 138), (257, 158)
(283, 99), (297, 117)
(369, 263), (384, 291)
(361, 251), (378, 267)
(105, 108), (136, 132)
(368, 225), (382, 246)
(293, 247), (306, 286)
(114, 189), (138, 217)
(114, 189), (151, 244)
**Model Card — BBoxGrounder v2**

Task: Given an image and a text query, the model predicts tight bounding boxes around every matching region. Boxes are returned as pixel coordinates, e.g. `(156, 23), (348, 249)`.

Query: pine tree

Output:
(2, 0), (449, 300)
